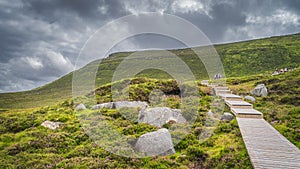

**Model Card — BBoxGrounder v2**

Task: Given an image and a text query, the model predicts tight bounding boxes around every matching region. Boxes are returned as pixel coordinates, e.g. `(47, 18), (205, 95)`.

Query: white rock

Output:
(41, 120), (61, 130)
(207, 110), (214, 116)
(92, 101), (149, 110)
(138, 107), (186, 127)
(135, 128), (175, 156)
(92, 102), (114, 109)
(251, 84), (268, 97)
(221, 113), (234, 121)
(244, 95), (256, 102)
(114, 101), (148, 110)
(75, 103), (86, 110)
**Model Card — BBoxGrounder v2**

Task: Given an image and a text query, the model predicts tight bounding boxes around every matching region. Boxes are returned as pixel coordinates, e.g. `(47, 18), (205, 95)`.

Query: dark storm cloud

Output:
(23, 0), (126, 22)
(284, 0), (300, 12)
(0, 0), (300, 92)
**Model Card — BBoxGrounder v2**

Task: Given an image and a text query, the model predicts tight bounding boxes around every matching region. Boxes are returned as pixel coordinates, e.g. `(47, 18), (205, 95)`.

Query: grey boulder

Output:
(75, 103), (86, 110)
(207, 110), (214, 117)
(135, 128), (175, 156)
(41, 120), (61, 130)
(138, 107), (186, 127)
(114, 101), (148, 110)
(251, 84), (268, 97)
(221, 113), (234, 121)
(92, 101), (149, 110)
(244, 95), (256, 102)
(92, 102), (114, 109)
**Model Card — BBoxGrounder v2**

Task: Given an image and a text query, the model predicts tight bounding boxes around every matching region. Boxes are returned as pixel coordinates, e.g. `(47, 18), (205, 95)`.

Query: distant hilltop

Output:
(0, 33), (299, 109)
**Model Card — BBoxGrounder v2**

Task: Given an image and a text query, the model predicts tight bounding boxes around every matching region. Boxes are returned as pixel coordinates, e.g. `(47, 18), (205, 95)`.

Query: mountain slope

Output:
(1, 33), (300, 109)
(1, 68), (299, 168)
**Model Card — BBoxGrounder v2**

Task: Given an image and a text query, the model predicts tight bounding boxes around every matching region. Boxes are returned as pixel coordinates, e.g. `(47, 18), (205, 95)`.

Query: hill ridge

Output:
(1, 33), (300, 109)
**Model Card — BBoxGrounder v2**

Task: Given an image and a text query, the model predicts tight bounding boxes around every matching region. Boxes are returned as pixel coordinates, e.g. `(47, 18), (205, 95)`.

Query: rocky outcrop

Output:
(75, 103), (86, 110)
(251, 84), (268, 97)
(138, 107), (186, 127)
(92, 102), (114, 109)
(135, 128), (175, 156)
(244, 95), (256, 102)
(221, 113), (234, 121)
(41, 120), (61, 130)
(114, 101), (148, 110)
(92, 101), (148, 110)
(207, 110), (214, 117)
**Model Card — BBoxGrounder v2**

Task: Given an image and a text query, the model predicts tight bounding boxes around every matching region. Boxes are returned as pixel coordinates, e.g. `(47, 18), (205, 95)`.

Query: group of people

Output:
(213, 68), (289, 78)
(272, 68), (288, 75)
(214, 73), (223, 80)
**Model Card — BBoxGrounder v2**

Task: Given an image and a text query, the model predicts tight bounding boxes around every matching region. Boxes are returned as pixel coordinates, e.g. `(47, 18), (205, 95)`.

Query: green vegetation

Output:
(1, 33), (300, 109)
(0, 33), (299, 168)
(0, 80), (252, 168)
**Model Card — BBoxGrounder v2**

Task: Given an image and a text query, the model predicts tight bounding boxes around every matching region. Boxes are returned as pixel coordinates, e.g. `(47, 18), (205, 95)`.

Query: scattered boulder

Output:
(271, 120), (279, 124)
(92, 101), (149, 110)
(75, 103), (86, 110)
(92, 102), (114, 109)
(138, 107), (186, 127)
(207, 110), (214, 117)
(135, 128), (175, 156)
(41, 120), (61, 130)
(114, 101), (148, 110)
(251, 84), (268, 97)
(244, 95), (256, 102)
(221, 113), (234, 121)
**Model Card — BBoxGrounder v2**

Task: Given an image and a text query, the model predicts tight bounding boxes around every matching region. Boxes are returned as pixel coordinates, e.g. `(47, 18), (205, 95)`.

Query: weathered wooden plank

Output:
(231, 108), (263, 118)
(237, 118), (300, 169)
(213, 86), (229, 90)
(217, 93), (243, 101)
(200, 80), (209, 86)
(215, 89), (232, 95)
(225, 100), (253, 109)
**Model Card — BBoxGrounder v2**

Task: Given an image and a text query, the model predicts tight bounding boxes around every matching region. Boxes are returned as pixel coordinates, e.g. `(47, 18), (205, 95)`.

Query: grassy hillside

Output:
(1, 33), (300, 109)
(0, 79), (252, 169)
(1, 69), (299, 168)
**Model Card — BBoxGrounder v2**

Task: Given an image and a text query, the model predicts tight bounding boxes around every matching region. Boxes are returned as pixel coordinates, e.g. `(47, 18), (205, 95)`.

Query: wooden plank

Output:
(215, 89), (232, 95)
(213, 86), (229, 90)
(231, 108), (263, 118)
(237, 118), (300, 169)
(200, 80), (209, 86)
(225, 100), (253, 109)
(218, 93), (243, 101)
(236, 114), (262, 118)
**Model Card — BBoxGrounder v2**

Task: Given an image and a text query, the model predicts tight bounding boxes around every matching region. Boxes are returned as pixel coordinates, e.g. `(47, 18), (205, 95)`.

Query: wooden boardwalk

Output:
(201, 81), (300, 169)
(237, 118), (300, 169)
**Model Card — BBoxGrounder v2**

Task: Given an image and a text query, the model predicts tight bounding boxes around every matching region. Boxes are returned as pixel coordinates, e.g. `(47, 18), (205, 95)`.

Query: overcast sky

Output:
(0, 0), (300, 92)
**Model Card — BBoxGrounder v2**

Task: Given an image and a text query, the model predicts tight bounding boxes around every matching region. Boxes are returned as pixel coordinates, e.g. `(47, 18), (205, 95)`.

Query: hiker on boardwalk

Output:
(214, 73), (222, 80)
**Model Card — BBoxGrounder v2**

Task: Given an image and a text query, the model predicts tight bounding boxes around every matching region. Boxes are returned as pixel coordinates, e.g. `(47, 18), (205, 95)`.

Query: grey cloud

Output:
(23, 0), (125, 22)
(0, 50), (73, 92)
(9, 50), (73, 81)
(0, 0), (300, 92)
(283, 0), (300, 13)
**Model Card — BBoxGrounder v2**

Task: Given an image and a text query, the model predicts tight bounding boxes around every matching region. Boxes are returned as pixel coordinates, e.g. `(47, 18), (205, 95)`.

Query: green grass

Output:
(0, 68), (298, 168)
(1, 33), (300, 109)
(0, 82), (252, 168)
